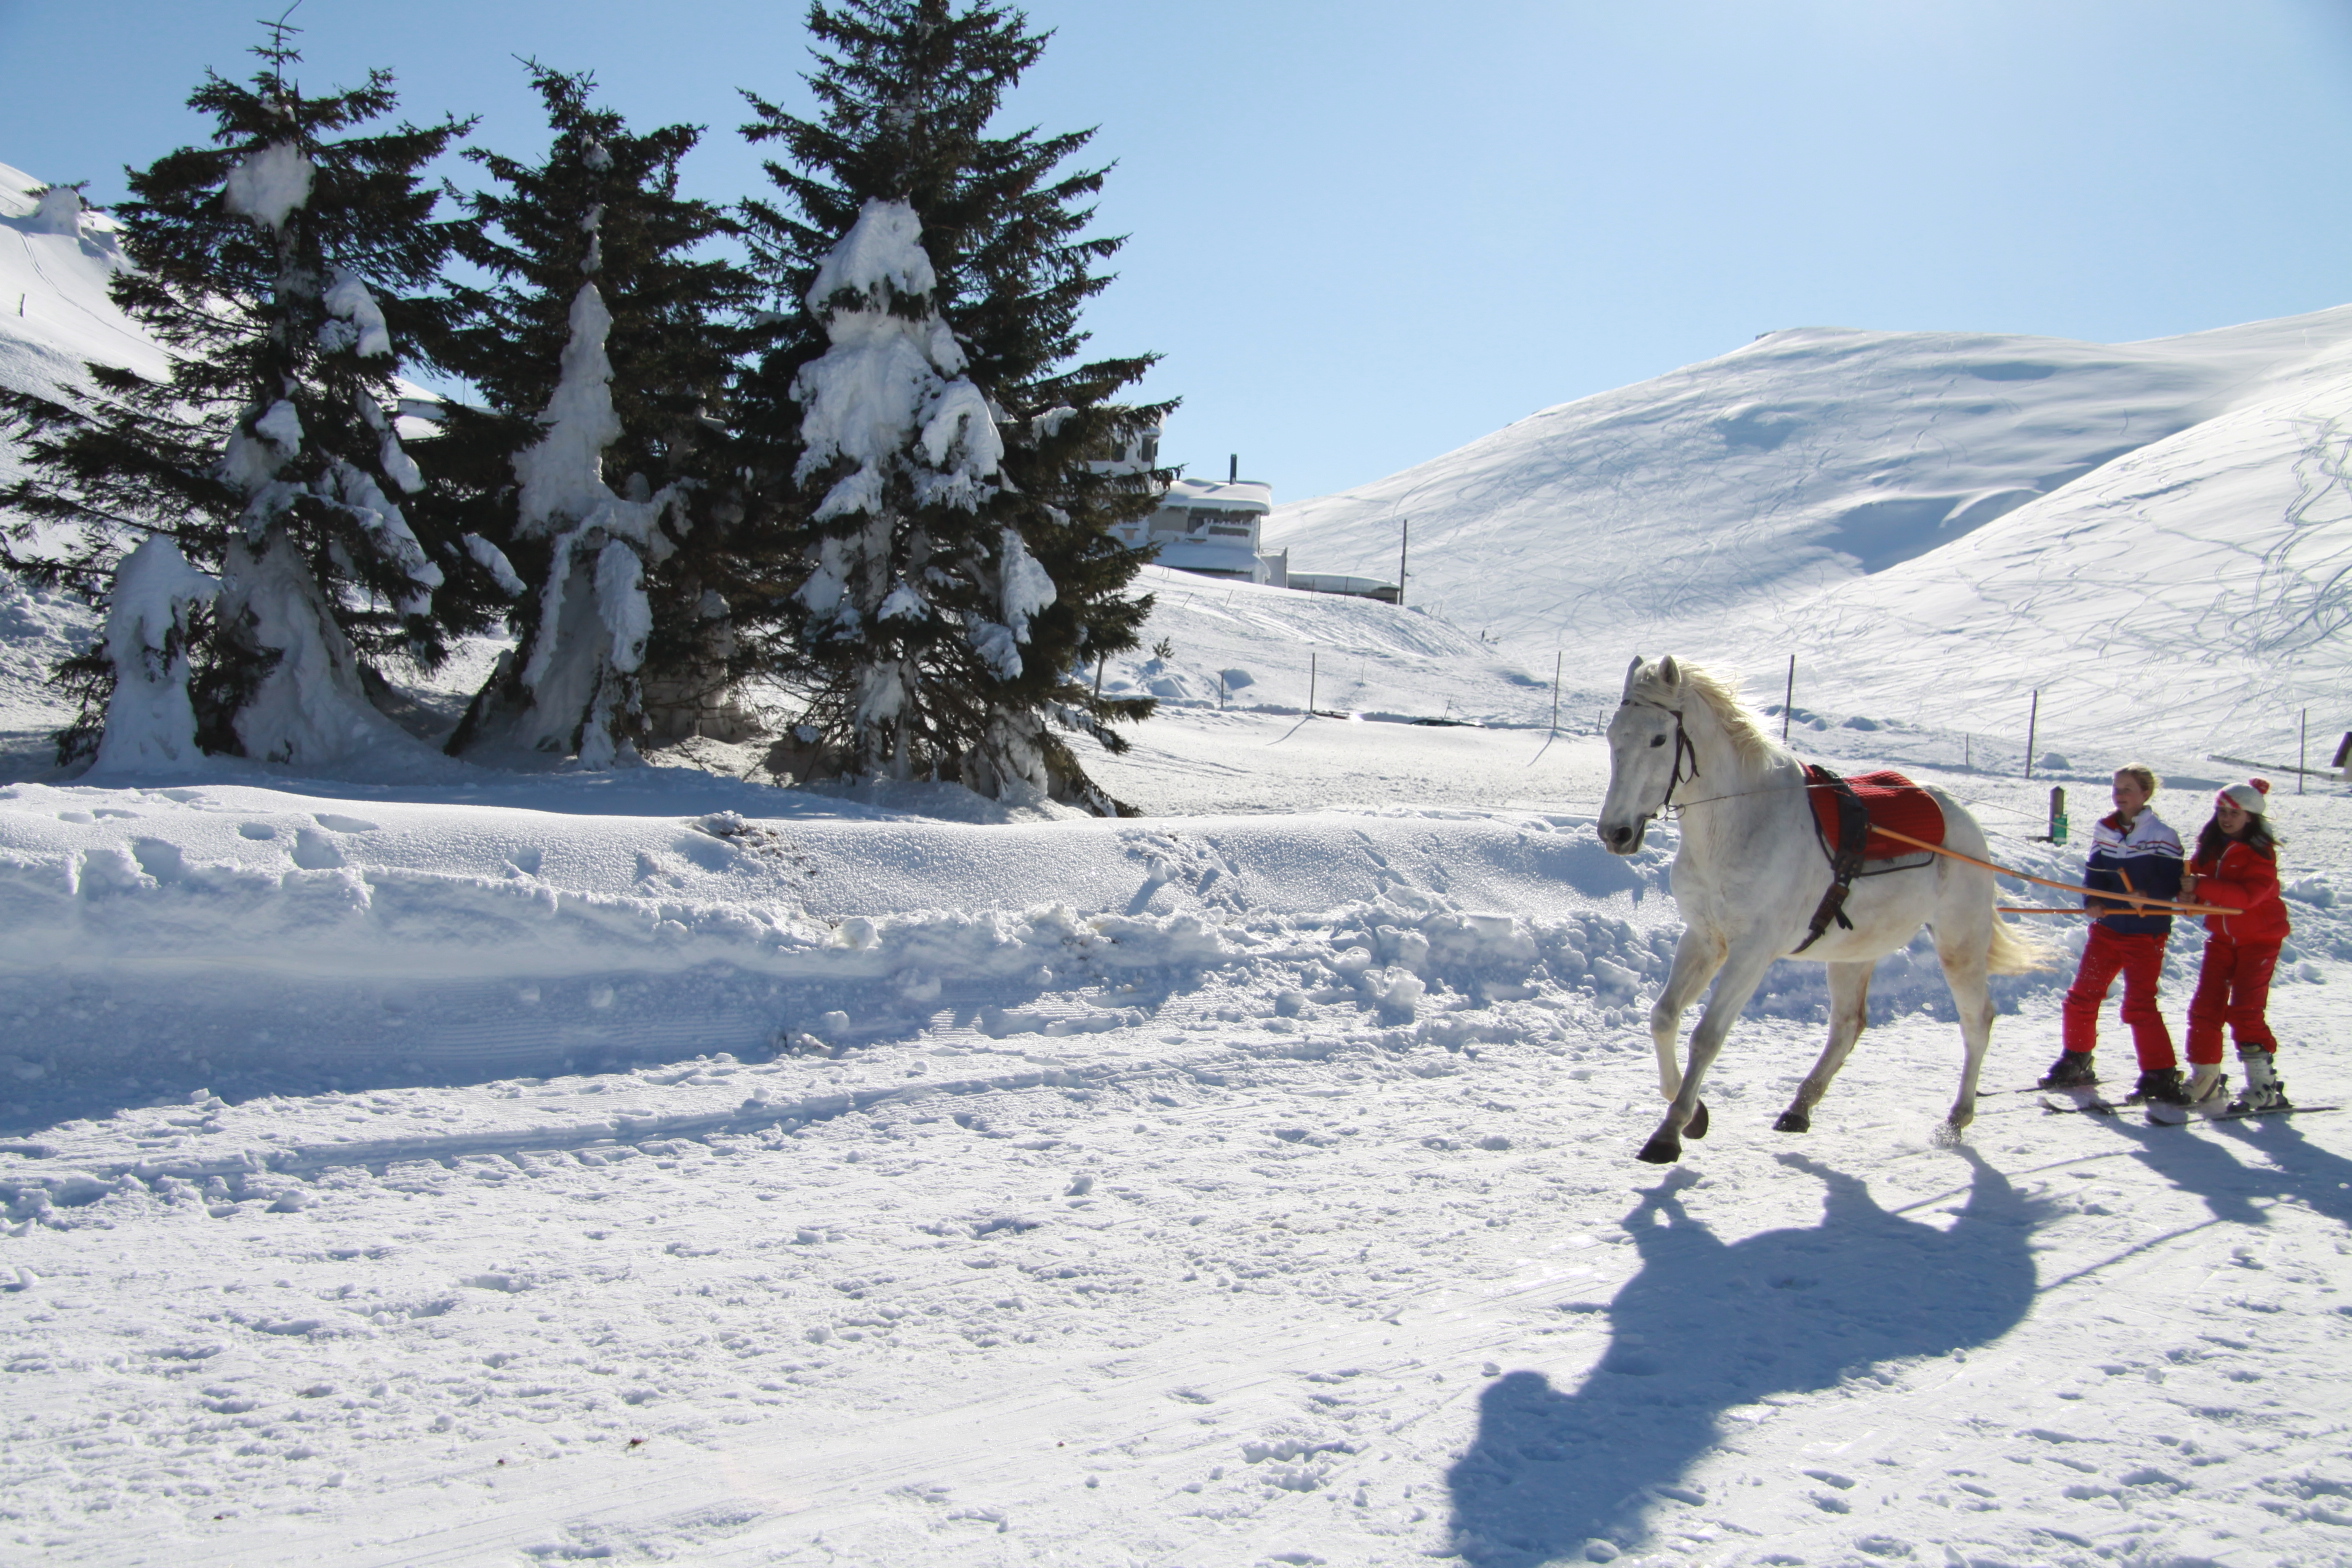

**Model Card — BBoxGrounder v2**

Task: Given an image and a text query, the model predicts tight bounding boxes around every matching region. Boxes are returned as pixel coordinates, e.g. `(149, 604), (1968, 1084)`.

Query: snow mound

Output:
(1, 774), (2064, 1123)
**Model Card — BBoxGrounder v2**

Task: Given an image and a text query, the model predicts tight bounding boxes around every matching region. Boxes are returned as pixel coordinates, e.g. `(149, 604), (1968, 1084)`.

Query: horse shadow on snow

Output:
(1448, 1151), (2043, 1566)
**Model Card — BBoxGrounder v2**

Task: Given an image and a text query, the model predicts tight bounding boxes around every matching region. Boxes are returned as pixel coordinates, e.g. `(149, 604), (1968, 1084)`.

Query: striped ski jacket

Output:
(2083, 809), (2185, 938)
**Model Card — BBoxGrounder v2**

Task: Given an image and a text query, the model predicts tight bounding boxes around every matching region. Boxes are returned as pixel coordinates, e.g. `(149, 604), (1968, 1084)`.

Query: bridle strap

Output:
(1618, 698), (1700, 812)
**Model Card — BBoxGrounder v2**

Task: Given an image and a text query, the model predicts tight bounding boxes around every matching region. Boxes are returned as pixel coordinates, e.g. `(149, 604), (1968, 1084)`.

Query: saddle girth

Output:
(1794, 764), (1871, 954)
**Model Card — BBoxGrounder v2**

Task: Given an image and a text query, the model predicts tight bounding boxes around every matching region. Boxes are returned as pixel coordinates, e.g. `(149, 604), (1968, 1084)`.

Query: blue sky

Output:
(4, 0), (2351, 504)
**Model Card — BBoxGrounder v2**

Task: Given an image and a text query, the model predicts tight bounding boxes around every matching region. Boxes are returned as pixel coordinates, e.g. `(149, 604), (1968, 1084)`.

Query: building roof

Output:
(1164, 478), (1272, 512)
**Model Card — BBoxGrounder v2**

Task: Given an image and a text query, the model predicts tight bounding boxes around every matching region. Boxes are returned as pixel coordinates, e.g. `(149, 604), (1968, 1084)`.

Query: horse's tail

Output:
(1984, 912), (2057, 975)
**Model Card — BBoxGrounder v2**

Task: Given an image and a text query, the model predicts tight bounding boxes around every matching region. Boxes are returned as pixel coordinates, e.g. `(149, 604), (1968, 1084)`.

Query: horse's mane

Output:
(1639, 660), (1781, 767)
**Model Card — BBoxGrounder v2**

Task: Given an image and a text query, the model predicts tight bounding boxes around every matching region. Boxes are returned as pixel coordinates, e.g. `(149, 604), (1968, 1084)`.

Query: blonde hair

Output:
(1628, 658), (1778, 766)
(2115, 764), (2159, 795)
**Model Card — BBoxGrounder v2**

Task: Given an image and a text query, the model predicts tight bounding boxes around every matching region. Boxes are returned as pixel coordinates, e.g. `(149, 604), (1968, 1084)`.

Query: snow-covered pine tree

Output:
(431, 64), (757, 765)
(733, 0), (1168, 810)
(0, 23), (478, 766)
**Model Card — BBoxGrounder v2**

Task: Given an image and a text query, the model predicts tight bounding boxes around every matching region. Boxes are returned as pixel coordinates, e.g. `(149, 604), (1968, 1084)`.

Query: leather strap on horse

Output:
(1622, 698), (1701, 810)
(1794, 764), (1871, 954)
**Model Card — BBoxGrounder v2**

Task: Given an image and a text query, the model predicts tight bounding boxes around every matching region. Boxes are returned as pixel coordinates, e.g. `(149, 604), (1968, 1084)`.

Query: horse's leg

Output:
(1636, 941), (1779, 1165)
(1773, 960), (1873, 1133)
(1649, 924), (1728, 1097)
(1936, 934), (1999, 1142)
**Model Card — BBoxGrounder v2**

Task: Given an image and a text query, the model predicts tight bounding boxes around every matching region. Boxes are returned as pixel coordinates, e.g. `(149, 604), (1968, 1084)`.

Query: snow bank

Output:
(12, 771), (2308, 1129)
(0, 781), (1682, 1115)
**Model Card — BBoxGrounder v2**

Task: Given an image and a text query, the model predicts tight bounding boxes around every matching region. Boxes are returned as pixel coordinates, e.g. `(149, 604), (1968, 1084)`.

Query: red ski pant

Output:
(2185, 935), (2280, 1063)
(2061, 925), (2174, 1070)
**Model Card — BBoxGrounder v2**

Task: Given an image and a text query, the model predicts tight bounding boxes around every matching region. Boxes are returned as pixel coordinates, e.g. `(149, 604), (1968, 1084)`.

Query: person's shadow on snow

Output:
(2092, 1110), (2352, 1233)
(1446, 1151), (2042, 1567)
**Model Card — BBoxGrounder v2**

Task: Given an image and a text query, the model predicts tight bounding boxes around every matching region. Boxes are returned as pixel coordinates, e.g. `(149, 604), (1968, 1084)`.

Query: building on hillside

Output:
(1121, 477), (1286, 584)
(1090, 429), (1290, 586)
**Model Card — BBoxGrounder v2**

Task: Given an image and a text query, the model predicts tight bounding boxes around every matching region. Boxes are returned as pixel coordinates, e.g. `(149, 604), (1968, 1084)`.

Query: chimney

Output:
(1229, 454), (1238, 483)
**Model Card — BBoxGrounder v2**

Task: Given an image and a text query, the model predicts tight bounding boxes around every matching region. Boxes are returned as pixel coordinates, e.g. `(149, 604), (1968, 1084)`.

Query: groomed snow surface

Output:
(3, 719), (2350, 1568)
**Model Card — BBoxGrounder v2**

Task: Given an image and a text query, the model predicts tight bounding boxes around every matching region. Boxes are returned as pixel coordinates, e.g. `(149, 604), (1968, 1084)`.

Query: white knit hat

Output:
(2218, 778), (2270, 815)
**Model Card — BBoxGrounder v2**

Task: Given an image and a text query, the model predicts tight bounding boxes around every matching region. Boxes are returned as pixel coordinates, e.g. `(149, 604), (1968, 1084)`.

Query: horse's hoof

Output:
(1685, 1100), (1709, 1140)
(1773, 1109), (1811, 1134)
(1933, 1120), (1966, 1149)
(1636, 1134), (1682, 1165)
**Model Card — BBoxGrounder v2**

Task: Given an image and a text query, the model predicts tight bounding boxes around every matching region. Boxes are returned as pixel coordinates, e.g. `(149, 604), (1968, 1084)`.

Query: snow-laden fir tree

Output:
(734, 0), (1169, 810)
(0, 24), (478, 766)
(431, 65), (756, 765)
(87, 537), (218, 775)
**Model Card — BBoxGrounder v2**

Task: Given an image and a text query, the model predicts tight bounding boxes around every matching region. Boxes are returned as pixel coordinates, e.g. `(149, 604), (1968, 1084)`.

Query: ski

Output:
(2039, 1092), (2124, 1117)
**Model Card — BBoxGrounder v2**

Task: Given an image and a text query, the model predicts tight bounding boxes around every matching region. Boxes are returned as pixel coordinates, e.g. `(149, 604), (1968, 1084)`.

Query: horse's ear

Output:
(1622, 655), (1643, 699)
(1657, 654), (1682, 687)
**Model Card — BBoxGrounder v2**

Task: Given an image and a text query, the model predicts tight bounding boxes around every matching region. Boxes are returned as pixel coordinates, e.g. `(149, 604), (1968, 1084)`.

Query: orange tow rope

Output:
(1865, 825), (2230, 920)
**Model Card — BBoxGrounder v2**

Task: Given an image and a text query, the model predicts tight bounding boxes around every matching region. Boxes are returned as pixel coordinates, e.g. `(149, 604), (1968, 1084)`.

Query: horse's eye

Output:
(1649, 735), (1666, 748)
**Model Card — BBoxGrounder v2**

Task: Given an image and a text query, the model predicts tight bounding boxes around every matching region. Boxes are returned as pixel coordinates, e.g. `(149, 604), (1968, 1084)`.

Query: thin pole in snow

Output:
(2025, 689), (2040, 781)
(2300, 708), (2309, 794)
(1218, 671), (1225, 710)
(1550, 651), (1562, 732)
(1092, 655), (1103, 700)
(1397, 520), (1408, 610)
(1781, 655), (1795, 742)
(1308, 652), (1317, 716)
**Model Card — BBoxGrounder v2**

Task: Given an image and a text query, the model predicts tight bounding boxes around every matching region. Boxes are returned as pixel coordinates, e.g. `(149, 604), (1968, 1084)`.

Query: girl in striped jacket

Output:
(2041, 764), (2188, 1102)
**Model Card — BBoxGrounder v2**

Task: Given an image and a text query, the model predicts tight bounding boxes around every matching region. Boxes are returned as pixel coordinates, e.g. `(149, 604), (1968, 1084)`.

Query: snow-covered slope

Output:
(1102, 564), (1558, 728)
(1269, 313), (2352, 758)
(0, 160), (163, 403)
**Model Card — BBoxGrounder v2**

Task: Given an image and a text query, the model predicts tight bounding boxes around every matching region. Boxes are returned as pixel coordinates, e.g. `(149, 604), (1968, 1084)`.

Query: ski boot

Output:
(2040, 1050), (2098, 1090)
(2185, 1063), (2230, 1108)
(2129, 1068), (2192, 1107)
(2229, 1050), (2291, 1114)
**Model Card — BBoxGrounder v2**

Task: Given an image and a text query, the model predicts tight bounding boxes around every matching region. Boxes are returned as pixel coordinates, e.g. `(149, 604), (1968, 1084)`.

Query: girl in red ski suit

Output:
(2185, 779), (2293, 1111)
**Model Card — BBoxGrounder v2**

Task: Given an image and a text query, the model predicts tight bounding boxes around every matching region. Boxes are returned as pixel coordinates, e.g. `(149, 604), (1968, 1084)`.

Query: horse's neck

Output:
(1678, 705), (1801, 843)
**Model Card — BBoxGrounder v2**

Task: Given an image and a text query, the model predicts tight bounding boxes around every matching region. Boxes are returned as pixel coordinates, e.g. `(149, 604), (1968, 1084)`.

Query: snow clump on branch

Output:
(221, 141), (313, 231)
(792, 199), (1003, 522)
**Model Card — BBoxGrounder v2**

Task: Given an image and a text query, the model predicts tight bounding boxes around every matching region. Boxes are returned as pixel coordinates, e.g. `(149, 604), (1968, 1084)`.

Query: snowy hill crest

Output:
(1271, 311), (2352, 755)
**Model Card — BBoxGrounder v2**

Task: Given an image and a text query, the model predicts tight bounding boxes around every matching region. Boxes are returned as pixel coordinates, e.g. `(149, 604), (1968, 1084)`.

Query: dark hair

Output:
(2194, 810), (2280, 867)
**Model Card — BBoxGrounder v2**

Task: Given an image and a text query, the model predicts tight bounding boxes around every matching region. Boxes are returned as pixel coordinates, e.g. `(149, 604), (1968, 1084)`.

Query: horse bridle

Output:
(1618, 698), (1700, 814)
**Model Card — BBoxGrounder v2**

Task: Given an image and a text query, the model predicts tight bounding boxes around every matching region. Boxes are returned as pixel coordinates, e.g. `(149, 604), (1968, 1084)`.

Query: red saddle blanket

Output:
(1806, 769), (1947, 860)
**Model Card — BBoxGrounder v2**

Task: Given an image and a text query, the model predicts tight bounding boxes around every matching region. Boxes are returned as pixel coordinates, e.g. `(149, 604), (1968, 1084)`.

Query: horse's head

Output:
(1598, 653), (1690, 854)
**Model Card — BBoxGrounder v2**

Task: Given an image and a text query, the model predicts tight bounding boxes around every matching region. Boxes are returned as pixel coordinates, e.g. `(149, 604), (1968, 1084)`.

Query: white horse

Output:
(1597, 655), (2044, 1164)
